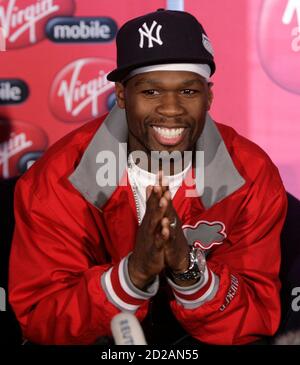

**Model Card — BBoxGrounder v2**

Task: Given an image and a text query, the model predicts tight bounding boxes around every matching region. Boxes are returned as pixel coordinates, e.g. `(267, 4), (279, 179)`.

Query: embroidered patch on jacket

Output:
(183, 220), (227, 250)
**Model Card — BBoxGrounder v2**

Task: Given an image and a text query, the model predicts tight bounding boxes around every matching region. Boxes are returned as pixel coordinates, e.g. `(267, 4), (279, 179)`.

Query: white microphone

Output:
(111, 312), (147, 345)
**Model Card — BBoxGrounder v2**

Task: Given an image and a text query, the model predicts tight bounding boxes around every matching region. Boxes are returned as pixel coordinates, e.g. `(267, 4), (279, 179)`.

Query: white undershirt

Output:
(127, 154), (191, 224)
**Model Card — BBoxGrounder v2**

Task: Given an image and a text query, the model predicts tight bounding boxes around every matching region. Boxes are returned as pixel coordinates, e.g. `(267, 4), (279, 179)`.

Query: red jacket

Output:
(9, 106), (287, 344)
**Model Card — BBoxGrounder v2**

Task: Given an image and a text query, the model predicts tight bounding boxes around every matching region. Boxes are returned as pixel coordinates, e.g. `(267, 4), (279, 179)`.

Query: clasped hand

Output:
(128, 173), (193, 290)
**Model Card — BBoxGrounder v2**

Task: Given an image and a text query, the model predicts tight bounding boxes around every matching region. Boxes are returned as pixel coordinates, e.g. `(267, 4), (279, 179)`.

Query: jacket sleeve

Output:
(8, 177), (156, 344)
(168, 163), (288, 345)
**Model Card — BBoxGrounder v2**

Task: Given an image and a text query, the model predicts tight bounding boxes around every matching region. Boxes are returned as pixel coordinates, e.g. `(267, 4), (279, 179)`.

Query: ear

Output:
(207, 82), (214, 111)
(115, 82), (126, 109)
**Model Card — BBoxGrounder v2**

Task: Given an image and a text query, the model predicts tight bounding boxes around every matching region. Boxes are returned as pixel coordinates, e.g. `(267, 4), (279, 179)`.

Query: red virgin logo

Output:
(0, 120), (48, 178)
(0, 0), (75, 49)
(49, 58), (115, 123)
(258, 0), (300, 94)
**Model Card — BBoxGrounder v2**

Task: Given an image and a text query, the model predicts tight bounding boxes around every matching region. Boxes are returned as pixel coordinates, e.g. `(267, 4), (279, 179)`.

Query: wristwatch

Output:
(170, 247), (206, 281)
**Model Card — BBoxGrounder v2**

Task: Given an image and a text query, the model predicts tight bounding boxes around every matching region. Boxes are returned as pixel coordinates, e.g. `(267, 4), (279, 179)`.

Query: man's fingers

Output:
(153, 185), (162, 194)
(157, 170), (169, 193)
(157, 170), (163, 186)
(161, 227), (170, 240)
(146, 185), (153, 201)
(155, 232), (166, 248)
(163, 192), (179, 222)
(145, 186), (168, 231)
(160, 217), (170, 240)
(163, 190), (171, 201)
(162, 215), (178, 240)
(159, 196), (168, 208)
(146, 185), (161, 209)
(154, 219), (169, 248)
(144, 182), (175, 234)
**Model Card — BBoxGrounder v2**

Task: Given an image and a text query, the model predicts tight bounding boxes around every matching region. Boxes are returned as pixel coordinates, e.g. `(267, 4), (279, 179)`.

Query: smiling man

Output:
(117, 70), (212, 154)
(9, 9), (287, 345)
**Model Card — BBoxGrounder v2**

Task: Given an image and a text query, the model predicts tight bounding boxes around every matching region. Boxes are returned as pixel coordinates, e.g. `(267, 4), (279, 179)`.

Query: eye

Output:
(142, 89), (160, 96)
(181, 89), (198, 95)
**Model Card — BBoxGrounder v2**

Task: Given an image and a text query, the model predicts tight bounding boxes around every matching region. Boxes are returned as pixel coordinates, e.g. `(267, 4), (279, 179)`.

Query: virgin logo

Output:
(0, 120), (48, 179)
(0, 0), (75, 49)
(50, 58), (115, 123)
(0, 132), (32, 178)
(258, 0), (300, 94)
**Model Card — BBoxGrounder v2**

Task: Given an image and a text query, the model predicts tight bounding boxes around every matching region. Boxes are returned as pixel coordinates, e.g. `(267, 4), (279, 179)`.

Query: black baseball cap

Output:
(107, 9), (216, 82)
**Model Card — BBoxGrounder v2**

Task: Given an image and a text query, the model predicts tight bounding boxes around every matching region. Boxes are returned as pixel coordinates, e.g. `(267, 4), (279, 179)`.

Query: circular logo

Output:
(258, 0), (300, 94)
(0, 120), (48, 179)
(0, 0), (75, 49)
(49, 58), (115, 123)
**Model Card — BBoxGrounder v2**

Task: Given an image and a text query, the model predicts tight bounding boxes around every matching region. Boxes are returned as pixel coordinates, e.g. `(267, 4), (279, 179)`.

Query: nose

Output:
(156, 92), (185, 118)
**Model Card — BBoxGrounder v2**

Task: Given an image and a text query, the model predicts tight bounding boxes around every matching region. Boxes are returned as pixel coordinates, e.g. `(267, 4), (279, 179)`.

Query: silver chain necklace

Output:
(131, 182), (142, 225)
(127, 159), (142, 225)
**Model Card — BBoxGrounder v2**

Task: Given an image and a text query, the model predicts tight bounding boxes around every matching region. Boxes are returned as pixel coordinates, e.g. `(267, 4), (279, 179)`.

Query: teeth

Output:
(153, 126), (184, 139)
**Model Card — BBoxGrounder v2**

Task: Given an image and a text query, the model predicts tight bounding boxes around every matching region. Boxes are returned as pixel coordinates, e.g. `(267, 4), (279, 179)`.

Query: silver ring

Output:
(170, 217), (177, 229)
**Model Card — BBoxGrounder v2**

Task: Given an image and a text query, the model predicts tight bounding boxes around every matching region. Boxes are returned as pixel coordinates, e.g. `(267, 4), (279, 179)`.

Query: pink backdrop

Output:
(0, 0), (299, 198)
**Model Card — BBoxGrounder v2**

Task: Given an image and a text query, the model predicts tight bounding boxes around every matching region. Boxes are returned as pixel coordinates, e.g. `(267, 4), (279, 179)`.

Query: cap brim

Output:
(107, 58), (216, 82)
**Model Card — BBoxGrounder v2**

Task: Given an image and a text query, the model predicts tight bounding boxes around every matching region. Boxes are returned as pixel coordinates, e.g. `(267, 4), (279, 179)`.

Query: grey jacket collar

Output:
(68, 105), (245, 210)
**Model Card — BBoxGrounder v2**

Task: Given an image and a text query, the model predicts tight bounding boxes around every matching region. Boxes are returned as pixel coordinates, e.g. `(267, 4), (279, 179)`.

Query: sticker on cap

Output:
(202, 34), (214, 56)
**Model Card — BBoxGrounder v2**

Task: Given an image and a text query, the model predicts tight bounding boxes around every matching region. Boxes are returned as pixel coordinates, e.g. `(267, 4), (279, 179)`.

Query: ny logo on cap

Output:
(138, 21), (163, 48)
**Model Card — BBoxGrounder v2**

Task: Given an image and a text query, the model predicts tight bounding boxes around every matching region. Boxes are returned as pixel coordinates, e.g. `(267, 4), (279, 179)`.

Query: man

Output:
(9, 9), (287, 345)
